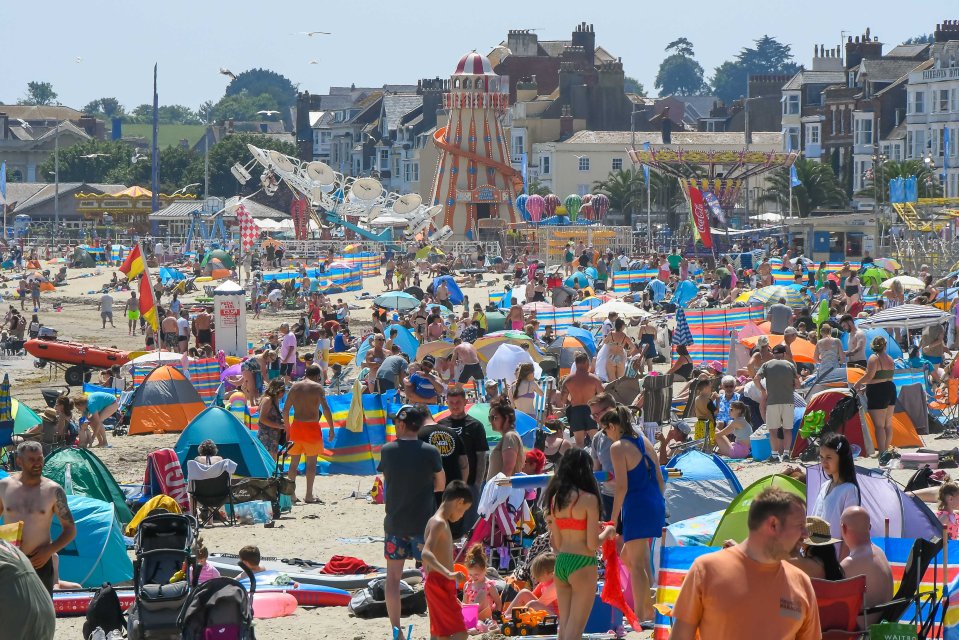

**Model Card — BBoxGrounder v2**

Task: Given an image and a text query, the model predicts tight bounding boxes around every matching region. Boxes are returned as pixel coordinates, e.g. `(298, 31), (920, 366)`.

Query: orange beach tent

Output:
(127, 365), (205, 435)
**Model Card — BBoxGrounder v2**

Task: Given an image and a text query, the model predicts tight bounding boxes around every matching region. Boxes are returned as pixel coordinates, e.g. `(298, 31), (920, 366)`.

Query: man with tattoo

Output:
(0, 441), (76, 594)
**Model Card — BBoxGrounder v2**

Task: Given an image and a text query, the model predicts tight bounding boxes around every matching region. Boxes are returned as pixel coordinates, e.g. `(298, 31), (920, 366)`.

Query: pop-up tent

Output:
(431, 275), (464, 305)
(51, 495), (133, 588)
(43, 448), (133, 526)
(805, 463), (940, 539)
(175, 407), (274, 478)
(127, 365), (205, 435)
(710, 474), (805, 546)
(665, 450), (743, 524)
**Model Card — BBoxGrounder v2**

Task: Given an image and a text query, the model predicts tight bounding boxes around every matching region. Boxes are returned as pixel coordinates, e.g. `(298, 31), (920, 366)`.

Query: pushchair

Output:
(126, 512), (197, 640)
(178, 565), (256, 640)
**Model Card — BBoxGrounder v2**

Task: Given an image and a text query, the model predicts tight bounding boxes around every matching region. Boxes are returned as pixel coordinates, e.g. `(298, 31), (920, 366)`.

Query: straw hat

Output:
(41, 407), (57, 422)
(804, 516), (841, 546)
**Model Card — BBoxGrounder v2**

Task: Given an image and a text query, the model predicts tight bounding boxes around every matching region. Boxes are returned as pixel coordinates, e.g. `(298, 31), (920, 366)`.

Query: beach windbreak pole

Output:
(151, 63), (160, 214)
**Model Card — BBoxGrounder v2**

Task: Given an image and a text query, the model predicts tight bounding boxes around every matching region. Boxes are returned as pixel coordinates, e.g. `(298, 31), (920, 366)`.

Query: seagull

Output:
(80, 153), (109, 159)
(295, 31), (331, 36)
(309, 60), (320, 65)
(256, 110), (280, 116)
(131, 153), (146, 164)
(218, 68), (236, 80)
(74, 56), (82, 63)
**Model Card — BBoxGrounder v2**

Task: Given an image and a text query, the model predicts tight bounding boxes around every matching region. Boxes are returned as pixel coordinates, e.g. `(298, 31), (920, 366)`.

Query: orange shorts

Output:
(288, 420), (324, 457)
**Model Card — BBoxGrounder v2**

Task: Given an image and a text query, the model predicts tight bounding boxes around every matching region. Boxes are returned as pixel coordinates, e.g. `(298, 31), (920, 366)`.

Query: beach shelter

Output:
(175, 407), (274, 478)
(431, 275), (464, 305)
(9, 399), (42, 434)
(158, 266), (187, 285)
(201, 249), (235, 269)
(43, 448), (134, 526)
(806, 463), (940, 539)
(127, 365), (205, 435)
(51, 495), (132, 588)
(354, 324), (419, 367)
(710, 474), (805, 545)
(664, 450), (743, 524)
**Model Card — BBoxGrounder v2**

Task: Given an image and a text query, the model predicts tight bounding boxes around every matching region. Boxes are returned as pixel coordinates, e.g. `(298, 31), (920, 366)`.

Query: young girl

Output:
(461, 543), (502, 620)
(714, 400), (752, 459)
(937, 483), (959, 540)
(505, 553), (558, 615)
(194, 538), (221, 584)
(811, 433), (861, 540)
(692, 375), (717, 448)
(510, 363), (544, 417)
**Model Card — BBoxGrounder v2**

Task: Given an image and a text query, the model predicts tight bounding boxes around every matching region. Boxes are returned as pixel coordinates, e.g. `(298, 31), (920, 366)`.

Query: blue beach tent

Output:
(664, 450), (743, 524)
(175, 407), (274, 478)
(51, 495), (132, 588)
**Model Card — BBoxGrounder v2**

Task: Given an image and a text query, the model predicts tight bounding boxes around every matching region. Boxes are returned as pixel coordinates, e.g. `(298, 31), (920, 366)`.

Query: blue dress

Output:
(620, 435), (666, 541)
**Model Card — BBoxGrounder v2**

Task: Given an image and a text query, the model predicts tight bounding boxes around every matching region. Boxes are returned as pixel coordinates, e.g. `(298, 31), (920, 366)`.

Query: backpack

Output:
(348, 578), (426, 619)
(82, 583), (126, 639)
(827, 394), (860, 434)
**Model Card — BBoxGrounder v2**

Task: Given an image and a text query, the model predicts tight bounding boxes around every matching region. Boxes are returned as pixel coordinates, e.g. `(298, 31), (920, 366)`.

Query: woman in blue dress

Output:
(601, 405), (665, 624)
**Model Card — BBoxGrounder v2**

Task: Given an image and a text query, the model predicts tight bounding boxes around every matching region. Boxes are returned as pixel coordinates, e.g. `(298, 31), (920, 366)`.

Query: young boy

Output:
(505, 553), (558, 615)
(238, 545), (265, 575)
(714, 400), (752, 459)
(421, 480), (474, 640)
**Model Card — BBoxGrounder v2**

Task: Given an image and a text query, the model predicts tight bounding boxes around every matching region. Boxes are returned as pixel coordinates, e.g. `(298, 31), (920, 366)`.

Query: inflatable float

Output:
(54, 589), (136, 617)
(208, 554), (422, 589)
(242, 571), (350, 608)
(26, 339), (129, 369)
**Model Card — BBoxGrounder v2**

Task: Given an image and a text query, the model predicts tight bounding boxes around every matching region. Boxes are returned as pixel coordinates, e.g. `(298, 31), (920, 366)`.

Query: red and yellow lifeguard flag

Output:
(119, 244), (146, 280)
(138, 271), (159, 331)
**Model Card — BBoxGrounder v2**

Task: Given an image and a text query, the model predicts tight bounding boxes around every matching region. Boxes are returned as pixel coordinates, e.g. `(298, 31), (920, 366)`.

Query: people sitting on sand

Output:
(17, 398), (75, 447)
(505, 552), (557, 616)
(655, 419), (691, 465)
(787, 516), (844, 581)
(238, 545), (266, 575)
(192, 539), (221, 584)
(461, 543), (502, 620)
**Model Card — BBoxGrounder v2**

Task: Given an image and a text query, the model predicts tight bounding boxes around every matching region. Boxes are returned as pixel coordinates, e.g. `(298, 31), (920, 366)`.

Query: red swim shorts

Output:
(288, 420), (323, 457)
(425, 571), (466, 638)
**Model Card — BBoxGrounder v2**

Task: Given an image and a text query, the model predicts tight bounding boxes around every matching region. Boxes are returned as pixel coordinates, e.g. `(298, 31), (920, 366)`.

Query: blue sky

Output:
(0, 1), (938, 111)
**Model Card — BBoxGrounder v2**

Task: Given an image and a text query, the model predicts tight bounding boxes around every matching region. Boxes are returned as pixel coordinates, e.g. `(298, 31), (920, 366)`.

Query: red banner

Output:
(688, 186), (712, 249)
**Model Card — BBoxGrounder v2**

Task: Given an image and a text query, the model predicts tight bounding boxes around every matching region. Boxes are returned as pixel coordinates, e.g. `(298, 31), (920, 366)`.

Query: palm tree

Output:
(593, 169), (645, 222)
(857, 158), (944, 200)
(760, 157), (847, 217)
(526, 179), (551, 197)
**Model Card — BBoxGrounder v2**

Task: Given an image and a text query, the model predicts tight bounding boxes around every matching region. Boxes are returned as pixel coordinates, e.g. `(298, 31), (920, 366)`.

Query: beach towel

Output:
(0, 522), (22, 547)
(601, 536), (640, 630)
(319, 555), (373, 575)
(144, 449), (191, 513)
(186, 458), (238, 488)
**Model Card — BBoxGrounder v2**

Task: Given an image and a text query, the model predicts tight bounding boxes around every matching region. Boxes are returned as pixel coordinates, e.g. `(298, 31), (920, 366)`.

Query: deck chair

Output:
(811, 576), (867, 639)
(866, 537), (943, 638)
(929, 379), (959, 432)
(186, 460), (238, 528)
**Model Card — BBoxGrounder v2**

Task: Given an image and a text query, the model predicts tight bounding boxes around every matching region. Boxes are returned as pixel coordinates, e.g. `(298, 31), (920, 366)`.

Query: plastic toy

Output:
(495, 607), (558, 636)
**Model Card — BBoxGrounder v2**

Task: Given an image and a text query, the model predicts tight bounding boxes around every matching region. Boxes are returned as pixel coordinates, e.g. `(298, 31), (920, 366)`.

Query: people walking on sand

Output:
(284, 364), (335, 504)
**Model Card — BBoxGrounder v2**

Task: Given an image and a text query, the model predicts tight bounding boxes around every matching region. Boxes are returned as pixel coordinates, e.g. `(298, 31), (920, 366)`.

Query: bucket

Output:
(461, 603), (479, 629)
(750, 431), (772, 461)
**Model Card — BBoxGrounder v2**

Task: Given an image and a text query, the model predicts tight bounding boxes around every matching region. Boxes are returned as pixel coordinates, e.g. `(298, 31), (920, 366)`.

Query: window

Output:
(404, 163), (411, 183)
(831, 109), (836, 135)
(913, 91), (925, 114)
(914, 130), (926, 159)
(320, 131), (331, 143)
(806, 123), (820, 145)
(578, 156), (590, 171)
(786, 127), (800, 152)
(612, 158), (623, 171)
(854, 117), (873, 146)
(379, 149), (389, 171)
(907, 131), (914, 159)
(953, 89), (959, 113)
(541, 156), (551, 175)
(940, 89), (950, 113)
(783, 94), (800, 115)
(512, 134), (525, 159)
(839, 109), (845, 135)
(577, 184), (590, 196)
(412, 163), (419, 182)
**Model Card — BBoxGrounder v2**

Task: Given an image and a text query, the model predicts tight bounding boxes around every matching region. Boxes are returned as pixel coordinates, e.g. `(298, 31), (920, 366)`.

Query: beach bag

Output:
(869, 621), (917, 639)
(348, 579), (426, 618)
(82, 583), (126, 639)
(828, 394), (859, 433)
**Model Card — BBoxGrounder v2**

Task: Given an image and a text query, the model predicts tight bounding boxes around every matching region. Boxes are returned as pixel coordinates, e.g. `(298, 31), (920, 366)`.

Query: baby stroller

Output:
(178, 564), (256, 640)
(127, 512), (197, 640)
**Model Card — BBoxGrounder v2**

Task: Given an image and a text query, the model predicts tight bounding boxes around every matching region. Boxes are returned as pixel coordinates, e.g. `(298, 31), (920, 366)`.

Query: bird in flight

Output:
(295, 31), (331, 36)
(219, 68), (237, 80)
(256, 110), (280, 116)
(74, 56), (82, 63)
(131, 153), (146, 164)
(80, 153), (109, 159)
(310, 60), (320, 65)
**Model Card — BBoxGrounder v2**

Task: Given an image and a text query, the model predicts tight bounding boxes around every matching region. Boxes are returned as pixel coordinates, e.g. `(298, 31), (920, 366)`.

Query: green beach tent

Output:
(709, 474), (805, 546)
(43, 448), (134, 526)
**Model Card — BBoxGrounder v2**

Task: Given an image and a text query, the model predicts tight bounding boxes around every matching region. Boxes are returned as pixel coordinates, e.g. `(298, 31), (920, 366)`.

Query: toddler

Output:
(461, 543), (502, 620)
(938, 482), (959, 540)
(505, 553), (557, 615)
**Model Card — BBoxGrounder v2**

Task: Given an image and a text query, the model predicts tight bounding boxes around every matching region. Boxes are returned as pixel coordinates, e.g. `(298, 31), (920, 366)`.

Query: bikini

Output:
(551, 494), (598, 583)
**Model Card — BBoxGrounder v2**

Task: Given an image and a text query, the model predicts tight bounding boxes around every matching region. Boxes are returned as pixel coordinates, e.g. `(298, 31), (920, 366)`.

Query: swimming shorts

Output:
(566, 405), (596, 433)
(127, 310), (140, 321)
(383, 533), (423, 561)
(425, 572), (467, 638)
(728, 441), (750, 459)
(288, 420), (324, 457)
(457, 363), (484, 383)
(196, 329), (212, 345)
(866, 380), (897, 410)
(33, 557), (54, 595)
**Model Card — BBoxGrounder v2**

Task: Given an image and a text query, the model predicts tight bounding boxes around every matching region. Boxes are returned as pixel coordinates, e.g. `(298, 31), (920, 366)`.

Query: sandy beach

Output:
(0, 262), (933, 640)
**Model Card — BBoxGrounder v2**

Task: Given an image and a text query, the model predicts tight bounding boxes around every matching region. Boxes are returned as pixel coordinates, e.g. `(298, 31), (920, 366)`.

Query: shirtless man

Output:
(435, 280), (451, 309)
(284, 364), (335, 503)
(0, 441), (76, 594)
(161, 309), (179, 351)
(506, 301), (525, 332)
(757, 257), (773, 287)
(839, 507), (893, 625)
(193, 306), (213, 348)
(125, 291), (140, 336)
(452, 338), (483, 384)
(559, 352), (606, 447)
(737, 335), (773, 378)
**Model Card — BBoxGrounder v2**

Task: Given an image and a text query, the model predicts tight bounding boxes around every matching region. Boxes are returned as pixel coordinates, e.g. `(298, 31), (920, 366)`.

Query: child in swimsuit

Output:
(461, 543), (502, 621)
(938, 482), (959, 540)
(692, 376), (718, 448)
(505, 552), (558, 615)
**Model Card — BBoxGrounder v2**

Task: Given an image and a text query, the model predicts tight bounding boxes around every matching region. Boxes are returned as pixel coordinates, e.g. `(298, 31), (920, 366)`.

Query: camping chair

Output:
(188, 471), (236, 528)
(866, 537), (943, 638)
(929, 378), (959, 433)
(811, 576), (868, 639)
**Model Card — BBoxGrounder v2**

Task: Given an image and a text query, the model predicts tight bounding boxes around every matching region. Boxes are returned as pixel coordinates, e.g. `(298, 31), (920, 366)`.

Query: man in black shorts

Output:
(559, 352), (605, 447)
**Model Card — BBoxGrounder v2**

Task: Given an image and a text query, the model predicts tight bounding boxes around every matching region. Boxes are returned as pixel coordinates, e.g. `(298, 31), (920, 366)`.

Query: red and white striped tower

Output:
(430, 51), (523, 239)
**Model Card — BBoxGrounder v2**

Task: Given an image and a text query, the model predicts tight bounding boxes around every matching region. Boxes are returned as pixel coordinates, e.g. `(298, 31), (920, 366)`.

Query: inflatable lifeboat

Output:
(25, 339), (130, 369)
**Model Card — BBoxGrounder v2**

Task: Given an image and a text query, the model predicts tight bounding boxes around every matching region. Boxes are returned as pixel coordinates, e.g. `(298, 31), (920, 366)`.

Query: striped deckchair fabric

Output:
(189, 358), (222, 402)
(611, 270), (658, 294)
(680, 306), (764, 367)
(315, 393), (393, 475)
(262, 267), (363, 292)
(337, 252), (379, 278)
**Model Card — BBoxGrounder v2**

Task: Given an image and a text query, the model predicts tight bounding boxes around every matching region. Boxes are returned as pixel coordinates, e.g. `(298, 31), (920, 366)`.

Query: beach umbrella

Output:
(672, 308), (694, 347)
(592, 193), (610, 219)
(748, 285), (804, 308)
(544, 194), (560, 217)
(526, 195), (545, 223)
(858, 304), (951, 331)
(262, 237), (284, 249)
(860, 267), (890, 291)
(373, 291), (420, 311)
(220, 363), (242, 382)
(579, 300), (650, 322)
(474, 332), (544, 363)
(565, 272), (591, 288)
(740, 334), (816, 364)
(432, 403), (540, 447)
(10, 399), (41, 434)
(516, 194), (530, 221)
(128, 351), (184, 367)
(880, 275), (925, 291)
(404, 286), (424, 300)
(873, 257), (901, 271)
(415, 340), (455, 362)
(343, 244), (361, 253)
(565, 194), (582, 221)
(485, 344), (542, 382)
(522, 301), (557, 313)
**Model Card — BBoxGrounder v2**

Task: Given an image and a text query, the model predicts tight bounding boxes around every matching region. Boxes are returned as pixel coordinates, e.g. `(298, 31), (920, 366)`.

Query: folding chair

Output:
(188, 472), (236, 528)
(929, 379), (959, 432)
(866, 537), (943, 639)
(811, 575), (867, 639)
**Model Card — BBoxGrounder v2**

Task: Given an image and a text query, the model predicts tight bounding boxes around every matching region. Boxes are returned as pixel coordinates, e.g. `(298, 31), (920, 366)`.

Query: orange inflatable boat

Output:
(25, 339), (130, 369)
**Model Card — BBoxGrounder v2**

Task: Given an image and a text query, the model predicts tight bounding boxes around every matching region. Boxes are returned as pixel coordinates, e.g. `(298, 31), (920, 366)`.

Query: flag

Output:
(234, 204), (258, 252)
(138, 270), (159, 332)
(702, 190), (726, 226)
(688, 186), (712, 249)
(520, 151), (528, 193)
(672, 308), (694, 346)
(0, 161), (7, 203)
(785, 133), (801, 188)
(945, 128), (950, 180)
(642, 142), (651, 185)
(119, 244), (145, 280)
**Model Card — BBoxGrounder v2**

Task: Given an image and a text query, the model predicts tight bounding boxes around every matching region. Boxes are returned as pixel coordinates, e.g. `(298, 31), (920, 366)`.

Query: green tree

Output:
(593, 169), (646, 222)
(105, 145), (199, 193)
(197, 100), (215, 123)
(624, 76), (646, 96)
(19, 81), (58, 106)
(857, 159), (944, 200)
(711, 35), (801, 105)
(904, 34), (935, 45)
(655, 39), (708, 96)
(225, 68), (297, 122)
(82, 97), (125, 119)
(526, 179), (551, 197)
(183, 133), (296, 197)
(759, 157), (848, 217)
(38, 139), (134, 183)
(210, 92), (280, 123)
(157, 104), (202, 125)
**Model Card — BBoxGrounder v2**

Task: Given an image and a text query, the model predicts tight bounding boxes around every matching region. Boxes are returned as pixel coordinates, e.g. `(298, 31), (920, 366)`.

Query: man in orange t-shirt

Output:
(670, 487), (820, 640)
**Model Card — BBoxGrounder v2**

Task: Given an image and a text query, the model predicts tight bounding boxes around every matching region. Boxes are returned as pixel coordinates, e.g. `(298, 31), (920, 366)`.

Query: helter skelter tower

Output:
(430, 51), (524, 239)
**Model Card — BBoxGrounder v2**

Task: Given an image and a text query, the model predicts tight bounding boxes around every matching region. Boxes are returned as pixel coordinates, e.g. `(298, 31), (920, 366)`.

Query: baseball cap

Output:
(670, 419), (692, 436)
(422, 355), (436, 366)
(772, 344), (787, 354)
